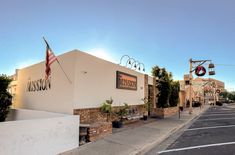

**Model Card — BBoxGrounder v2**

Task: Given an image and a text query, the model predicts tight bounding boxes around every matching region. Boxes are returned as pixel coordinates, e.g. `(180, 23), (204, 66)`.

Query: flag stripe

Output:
(45, 43), (57, 79)
(49, 57), (57, 65)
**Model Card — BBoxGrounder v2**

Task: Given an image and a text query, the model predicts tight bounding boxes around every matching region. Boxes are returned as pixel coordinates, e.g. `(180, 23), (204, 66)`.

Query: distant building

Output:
(179, 76), (225, 107)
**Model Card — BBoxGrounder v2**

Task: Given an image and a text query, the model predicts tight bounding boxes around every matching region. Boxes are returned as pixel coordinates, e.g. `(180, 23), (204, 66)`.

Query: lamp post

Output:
(189, 59), (193, 114)
(126, 58), (136, 68)
(211, 81), (217, 106)
(119, 55), (145, 72)
(137, 62), (145, 72)
(188, 58), (215, 114)
(202, 79), (215, 107)
(119, 55), (130, 65)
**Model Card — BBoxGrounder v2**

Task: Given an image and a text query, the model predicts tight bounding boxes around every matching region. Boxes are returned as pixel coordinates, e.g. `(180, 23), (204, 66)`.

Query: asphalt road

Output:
(147, 104), (235, 155)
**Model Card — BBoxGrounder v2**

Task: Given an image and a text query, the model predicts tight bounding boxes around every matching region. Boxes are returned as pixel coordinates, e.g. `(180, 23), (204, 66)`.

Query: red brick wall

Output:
(151, 106), (178, 118)
(74, 108), (106, 124)
(74, 105), (145, 124)
(88, 122), (112, 142)
(74, 105), (145, 142)
(163, 107), (178, 117)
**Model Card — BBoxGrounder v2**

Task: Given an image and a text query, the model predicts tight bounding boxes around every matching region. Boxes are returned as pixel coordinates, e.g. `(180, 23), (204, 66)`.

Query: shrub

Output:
(142, 97), (152, 115)
(100, 102), (112, 114)
(116, 103), (129, 121)
(100, 97), (113, 122)
(0, 75), (12, 122)
(169, 81), (180, 107)
(152, 65), (180, 108)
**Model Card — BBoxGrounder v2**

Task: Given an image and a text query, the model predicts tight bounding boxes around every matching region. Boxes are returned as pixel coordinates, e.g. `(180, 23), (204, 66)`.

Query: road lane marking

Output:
(158, 141), (235, 154)
(205, 112), (235, 114)
(186, 124), (235, 131)
(197, 117), (235, 121)
(205, 110), (235, 114)
(201, 113), (235, 117)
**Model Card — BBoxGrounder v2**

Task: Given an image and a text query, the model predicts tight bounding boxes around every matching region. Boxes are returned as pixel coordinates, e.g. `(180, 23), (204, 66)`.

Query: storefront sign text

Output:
(116, 71), (137, 90)
(27, 78), (51, 92)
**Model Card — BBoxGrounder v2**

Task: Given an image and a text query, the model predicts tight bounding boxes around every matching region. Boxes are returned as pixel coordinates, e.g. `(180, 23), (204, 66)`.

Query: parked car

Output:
(192, 101), (201, 107)
(209, 101), (214, 105)
(216, 101), (223, 106)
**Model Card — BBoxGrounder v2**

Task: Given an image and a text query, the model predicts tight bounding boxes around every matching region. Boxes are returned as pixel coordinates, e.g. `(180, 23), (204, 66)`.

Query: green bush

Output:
(151, 65), (179, 108)
(169, 81), (180, 107)
(100, 102), (112, 114)
(116, 103), (129, 121)
(0, 75), (12, 122)
(142, 98), (152, 113)
(100, 98), (113, 122)
(152, 66), (172, 108)
(158, 81), (171, 108)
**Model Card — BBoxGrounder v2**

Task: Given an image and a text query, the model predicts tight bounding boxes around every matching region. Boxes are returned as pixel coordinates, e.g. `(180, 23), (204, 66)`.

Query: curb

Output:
(133, 107), (208, 155)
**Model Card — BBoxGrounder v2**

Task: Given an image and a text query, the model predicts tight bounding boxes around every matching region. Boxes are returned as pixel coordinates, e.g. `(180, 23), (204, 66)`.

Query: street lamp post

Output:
(189, 59), (193, 114)
(119, 55), (145, 72)
(188, 58), (215, 114)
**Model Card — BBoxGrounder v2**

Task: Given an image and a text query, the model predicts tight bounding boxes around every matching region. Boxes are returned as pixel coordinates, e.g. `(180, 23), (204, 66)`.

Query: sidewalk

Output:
(61, 106), (209, 155)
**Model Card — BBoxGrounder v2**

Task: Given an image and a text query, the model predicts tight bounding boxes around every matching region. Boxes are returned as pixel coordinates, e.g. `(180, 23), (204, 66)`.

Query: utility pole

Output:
(188, 58), (215, 114)
(189, 59), (193, 114)
(213, 82), (218, 105)
(202, 79), (212, 107)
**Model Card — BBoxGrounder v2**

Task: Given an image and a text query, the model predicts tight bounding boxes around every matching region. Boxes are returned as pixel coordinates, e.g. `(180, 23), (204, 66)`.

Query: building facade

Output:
(10, 50), (160, 124)
(179, 76), (225, 107)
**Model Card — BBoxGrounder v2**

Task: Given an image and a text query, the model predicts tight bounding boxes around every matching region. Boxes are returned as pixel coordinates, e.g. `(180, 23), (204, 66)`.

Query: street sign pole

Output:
(188, 58), (215, 114)
(189, 58), (193, 114)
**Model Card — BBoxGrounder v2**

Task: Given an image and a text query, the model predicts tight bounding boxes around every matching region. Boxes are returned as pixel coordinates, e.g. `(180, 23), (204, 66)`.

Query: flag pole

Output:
(56, 59), (72, 84)
(43, 37), (72, 84)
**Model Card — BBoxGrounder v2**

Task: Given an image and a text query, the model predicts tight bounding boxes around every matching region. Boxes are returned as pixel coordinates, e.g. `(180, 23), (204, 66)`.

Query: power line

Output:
(215, 64), (235, 67)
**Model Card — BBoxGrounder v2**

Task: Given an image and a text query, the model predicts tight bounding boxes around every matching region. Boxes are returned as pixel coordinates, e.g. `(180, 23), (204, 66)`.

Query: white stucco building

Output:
(11, 49), (154, 123)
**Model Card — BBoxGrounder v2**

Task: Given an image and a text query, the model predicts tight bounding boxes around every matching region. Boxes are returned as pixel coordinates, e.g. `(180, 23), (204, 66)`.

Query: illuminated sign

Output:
(116, 71), (137, 90)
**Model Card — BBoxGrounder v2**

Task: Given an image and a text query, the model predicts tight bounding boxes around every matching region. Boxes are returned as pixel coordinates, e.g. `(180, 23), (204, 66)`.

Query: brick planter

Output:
(74, 105), (145, 124)
(151, 106), (178, 118)
(88, 122), (112, 142)
(74, 105), (145, 142)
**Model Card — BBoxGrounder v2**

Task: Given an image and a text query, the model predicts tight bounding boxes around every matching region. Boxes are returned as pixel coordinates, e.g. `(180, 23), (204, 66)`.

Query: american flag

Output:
(44, 39), (57, 79)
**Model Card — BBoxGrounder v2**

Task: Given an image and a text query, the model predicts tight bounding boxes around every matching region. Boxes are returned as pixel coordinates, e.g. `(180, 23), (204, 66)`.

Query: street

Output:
(147, 104), (235, 155)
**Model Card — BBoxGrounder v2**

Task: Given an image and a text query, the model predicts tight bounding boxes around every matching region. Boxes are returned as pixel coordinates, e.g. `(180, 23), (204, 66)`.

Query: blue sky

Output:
(1, 0), (235, 90)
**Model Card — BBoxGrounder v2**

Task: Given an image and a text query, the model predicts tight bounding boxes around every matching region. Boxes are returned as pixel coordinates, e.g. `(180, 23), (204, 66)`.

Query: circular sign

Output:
(216, 89), (221, 93)
(195, 66), (206, 76)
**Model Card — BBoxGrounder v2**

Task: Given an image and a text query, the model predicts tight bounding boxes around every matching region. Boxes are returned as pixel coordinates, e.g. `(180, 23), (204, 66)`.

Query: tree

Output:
(220, 91), (235, 101)
(169, 81), (180, 107)
(151, 65), (180, 108)
(0, 75), (12, 122)
(220, 91), (229, 99)
(152, 66), (172, 108)
(228, 93), (235, 101)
